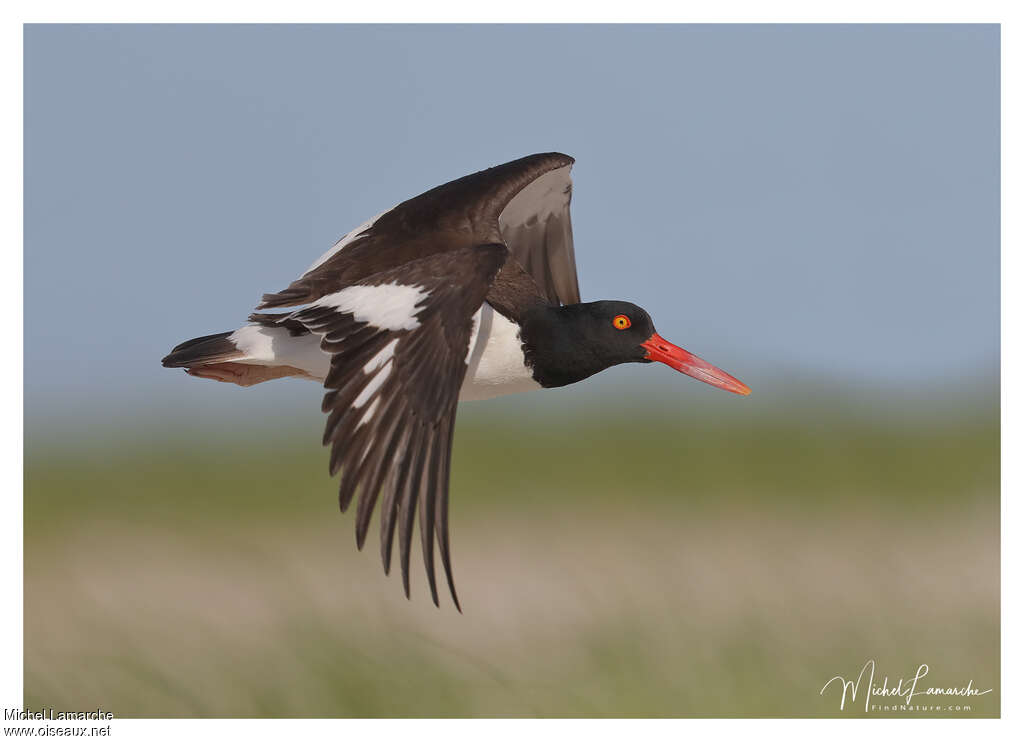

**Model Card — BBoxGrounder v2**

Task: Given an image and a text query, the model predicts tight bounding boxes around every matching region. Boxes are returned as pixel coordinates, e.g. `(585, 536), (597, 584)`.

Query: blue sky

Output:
(24, 24), (998, 426)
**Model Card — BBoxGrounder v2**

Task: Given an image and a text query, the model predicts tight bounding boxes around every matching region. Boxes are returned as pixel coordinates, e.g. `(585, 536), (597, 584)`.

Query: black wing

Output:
(285, 244), (508, 609)
(257, 153), (577, 311)
(498, 160), (580, 306)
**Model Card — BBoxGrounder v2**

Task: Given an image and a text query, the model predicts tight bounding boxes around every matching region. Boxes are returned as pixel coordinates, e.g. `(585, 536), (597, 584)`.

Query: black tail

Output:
(161, 331), (240, 368)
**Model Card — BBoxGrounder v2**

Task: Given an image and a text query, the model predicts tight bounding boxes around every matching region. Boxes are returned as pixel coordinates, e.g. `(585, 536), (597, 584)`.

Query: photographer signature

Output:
(820, 659), (992, 712)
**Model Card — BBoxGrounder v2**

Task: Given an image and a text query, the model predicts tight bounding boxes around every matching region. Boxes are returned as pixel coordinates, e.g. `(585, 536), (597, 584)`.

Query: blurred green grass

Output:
(24, 402), (999, 717)
(26, 402), (998, 524)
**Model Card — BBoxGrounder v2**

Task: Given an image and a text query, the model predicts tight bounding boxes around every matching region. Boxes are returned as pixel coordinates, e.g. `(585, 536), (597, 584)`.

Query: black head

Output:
(520, 300), (751, 395)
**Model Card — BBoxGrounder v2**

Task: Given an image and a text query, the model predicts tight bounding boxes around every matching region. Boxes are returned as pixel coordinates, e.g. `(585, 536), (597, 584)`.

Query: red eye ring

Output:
(612, 314), (631, 330)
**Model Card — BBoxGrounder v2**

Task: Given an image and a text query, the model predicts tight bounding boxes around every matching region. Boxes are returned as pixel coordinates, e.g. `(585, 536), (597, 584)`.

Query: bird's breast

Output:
(459, 303), (542, 401)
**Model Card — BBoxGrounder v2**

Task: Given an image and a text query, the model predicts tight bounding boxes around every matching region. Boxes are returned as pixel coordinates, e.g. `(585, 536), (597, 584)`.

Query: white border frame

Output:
(5, 3), (1018, 739)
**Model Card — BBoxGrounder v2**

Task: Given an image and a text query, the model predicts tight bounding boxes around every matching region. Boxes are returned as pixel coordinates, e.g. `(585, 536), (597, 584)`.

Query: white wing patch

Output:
(354, 361), (392, 408)
(315, 283), (427, 331)
(305, 209), (389, 274)
(353, 337), (400, 425)
(364, 338), (399, 373)
(357, 397), (381, 427)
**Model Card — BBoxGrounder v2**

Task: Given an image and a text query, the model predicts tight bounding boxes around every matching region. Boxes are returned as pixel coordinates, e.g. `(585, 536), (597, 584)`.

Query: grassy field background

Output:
(24, 384), (999, 717)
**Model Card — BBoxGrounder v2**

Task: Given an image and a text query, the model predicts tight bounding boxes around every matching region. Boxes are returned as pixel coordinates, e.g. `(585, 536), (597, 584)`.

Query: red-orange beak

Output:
(641, 333), (751, 396)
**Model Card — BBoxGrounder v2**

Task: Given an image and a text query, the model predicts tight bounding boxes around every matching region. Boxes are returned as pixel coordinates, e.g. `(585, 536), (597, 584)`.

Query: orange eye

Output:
(612, 314), (631, 330)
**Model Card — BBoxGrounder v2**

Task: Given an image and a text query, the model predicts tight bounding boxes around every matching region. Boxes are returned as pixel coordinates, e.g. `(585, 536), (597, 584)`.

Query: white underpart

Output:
(460, 303), (542, 401)
(228, 325), (331, 378)
(304, 209), (390, 274)
(314, 282), (427, 331)
(226, 302), (539, 401)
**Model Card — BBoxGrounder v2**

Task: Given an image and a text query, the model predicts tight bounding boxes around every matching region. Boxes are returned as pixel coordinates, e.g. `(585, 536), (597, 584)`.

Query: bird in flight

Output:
(162, 153), (749, 609)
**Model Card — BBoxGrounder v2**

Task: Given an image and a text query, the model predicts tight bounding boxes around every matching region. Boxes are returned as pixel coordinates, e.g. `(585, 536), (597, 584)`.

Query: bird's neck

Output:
(519, 305), (608, 388)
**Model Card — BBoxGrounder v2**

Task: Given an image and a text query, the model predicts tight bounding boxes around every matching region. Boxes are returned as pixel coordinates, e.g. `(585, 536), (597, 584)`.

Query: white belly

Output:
(230, 302), (540, 401)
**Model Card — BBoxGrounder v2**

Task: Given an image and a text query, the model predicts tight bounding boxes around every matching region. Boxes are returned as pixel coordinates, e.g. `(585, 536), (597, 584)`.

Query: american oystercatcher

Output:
(162, 153), (749, 608)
